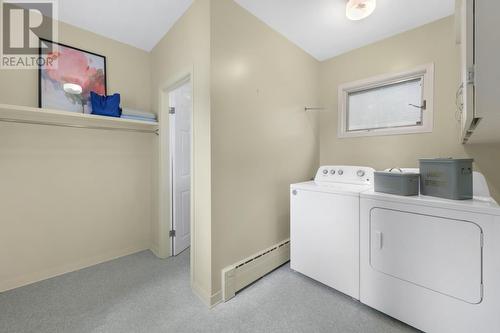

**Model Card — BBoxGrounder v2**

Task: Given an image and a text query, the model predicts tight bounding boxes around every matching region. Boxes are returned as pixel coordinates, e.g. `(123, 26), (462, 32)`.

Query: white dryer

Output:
(291, 166), (375, 299)
(360, 173), (500, 333)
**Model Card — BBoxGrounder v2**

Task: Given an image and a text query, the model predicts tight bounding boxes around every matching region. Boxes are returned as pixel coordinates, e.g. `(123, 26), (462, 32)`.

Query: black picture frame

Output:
(38, 38), (107, 109)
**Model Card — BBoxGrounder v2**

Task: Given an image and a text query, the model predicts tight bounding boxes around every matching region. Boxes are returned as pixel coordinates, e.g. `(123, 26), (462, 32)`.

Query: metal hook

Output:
(305, 107), (325, 112)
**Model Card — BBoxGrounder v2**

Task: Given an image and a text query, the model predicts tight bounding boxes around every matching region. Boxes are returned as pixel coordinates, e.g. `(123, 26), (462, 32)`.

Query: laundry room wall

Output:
(318, 16), (500, 201)
(150, 0), (214, 305)
(0, 20), (153, 292)
(210, 0), (320, 298)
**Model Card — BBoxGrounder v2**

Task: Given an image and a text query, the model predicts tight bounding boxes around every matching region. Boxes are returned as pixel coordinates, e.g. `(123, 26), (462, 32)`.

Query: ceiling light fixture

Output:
(346, 0), (376, 21)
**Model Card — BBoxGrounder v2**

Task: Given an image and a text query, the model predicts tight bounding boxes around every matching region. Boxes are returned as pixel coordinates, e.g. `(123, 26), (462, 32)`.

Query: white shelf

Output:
(0, 104), (159, 134)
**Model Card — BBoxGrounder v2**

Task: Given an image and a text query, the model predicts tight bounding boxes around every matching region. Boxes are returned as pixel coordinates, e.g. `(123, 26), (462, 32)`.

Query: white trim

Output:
(338, 63), (434, 138)
(192, 282), (222, 308)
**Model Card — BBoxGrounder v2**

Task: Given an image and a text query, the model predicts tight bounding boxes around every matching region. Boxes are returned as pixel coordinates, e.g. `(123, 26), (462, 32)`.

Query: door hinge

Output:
(169, 107), (175, 115)
(467, 66), (475, 85)
(169, 230), (176, 237)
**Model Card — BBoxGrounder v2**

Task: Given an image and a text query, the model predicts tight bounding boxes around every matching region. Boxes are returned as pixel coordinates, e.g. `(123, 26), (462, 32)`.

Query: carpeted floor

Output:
(0, 250), (418, 333)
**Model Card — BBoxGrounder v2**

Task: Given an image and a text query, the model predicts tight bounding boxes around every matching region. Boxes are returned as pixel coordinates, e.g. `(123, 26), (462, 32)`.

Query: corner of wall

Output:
(149, 0), (215, 304)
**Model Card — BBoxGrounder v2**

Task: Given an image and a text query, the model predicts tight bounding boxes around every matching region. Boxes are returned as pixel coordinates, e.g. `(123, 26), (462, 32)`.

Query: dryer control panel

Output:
(315, 166), (375, 185)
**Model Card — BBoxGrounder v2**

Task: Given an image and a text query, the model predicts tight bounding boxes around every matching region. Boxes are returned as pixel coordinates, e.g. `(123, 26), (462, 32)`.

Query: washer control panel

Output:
(315, 166), (374, 184)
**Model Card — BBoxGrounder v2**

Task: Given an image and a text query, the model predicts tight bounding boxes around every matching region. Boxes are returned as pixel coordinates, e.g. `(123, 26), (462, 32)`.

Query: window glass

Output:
(347, 78), (424, 132)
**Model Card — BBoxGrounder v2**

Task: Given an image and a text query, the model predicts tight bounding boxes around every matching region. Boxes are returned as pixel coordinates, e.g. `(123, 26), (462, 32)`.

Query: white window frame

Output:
(338, 63), (434, 138)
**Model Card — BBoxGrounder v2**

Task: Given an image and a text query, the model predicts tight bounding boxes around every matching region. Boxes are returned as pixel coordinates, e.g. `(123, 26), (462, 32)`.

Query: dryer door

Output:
(370, 208), (483, 304)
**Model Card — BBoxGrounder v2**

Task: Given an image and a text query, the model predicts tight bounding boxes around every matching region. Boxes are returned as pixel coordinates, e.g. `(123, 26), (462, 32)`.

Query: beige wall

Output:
(2, 0), (500, 305)
(210, 0), (320, 295)
(0, 20), (151, 111)
(0, 124), (154, 292)
(0, 21), (154, 291)
(150, 0), (213, 305)
(319, 16), (500, 201)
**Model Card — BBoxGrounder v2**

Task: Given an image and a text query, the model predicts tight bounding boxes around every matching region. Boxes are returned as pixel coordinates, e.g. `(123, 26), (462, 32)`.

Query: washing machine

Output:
(290, 165), (375, 299)
(360, 173), (500, 333)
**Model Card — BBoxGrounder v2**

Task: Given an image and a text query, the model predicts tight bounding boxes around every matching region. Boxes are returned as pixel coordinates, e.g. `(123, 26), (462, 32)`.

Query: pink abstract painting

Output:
(39, 40), (106, 113)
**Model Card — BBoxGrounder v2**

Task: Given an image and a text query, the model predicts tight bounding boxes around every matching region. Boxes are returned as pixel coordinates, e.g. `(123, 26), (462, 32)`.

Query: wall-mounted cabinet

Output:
(459, 0), (500, 144)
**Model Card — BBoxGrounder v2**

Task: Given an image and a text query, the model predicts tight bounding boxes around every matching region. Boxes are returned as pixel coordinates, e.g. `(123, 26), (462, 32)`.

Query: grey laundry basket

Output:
(419, 158), (473, 200)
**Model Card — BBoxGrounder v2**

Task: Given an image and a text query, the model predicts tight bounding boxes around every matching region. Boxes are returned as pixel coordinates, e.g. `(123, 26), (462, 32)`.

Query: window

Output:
(338, 64), (434, 138)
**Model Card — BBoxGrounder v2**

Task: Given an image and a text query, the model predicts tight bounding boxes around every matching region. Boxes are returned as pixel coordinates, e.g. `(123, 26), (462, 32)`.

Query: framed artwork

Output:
(38, 38), (107, 113)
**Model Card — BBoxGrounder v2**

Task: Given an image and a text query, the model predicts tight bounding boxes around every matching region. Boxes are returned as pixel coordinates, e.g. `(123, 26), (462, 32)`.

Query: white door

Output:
(169, 80), (192, 256)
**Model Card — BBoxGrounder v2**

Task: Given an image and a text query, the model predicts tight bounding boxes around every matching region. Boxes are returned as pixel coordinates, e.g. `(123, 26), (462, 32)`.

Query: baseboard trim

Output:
(221, 239), (290, 302)
(0, 244), (150, 292)
(210, 290), (223, 307)
(149, 245), (161, 258)
(192, 282), (211, 306)
(191, 281), (223, 308)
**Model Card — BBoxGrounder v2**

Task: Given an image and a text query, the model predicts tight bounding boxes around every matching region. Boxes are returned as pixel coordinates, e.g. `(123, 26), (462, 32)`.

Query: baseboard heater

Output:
(221, 239), (290, 302)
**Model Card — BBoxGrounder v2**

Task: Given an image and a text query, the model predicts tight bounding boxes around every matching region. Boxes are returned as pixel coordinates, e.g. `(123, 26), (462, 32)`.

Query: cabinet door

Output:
(370, 208), (483, 304)
(475, 0), (500, 120)
(460, 0), (475, 141)
(461, 0), (500, 143)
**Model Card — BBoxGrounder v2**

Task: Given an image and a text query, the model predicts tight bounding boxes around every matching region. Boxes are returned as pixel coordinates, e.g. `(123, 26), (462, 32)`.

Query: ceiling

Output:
(57, 0), (193, 51)
(55, 0), (455, 59)
(234, 0), (456, 60)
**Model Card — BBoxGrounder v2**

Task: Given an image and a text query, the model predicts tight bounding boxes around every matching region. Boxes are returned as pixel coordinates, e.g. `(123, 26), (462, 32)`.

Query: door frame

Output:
(158, 67), (194, 263)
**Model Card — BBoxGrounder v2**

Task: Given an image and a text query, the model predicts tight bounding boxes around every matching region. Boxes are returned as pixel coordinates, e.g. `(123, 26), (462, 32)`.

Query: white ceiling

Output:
(55, 0), (455, 59)
(57, 0), (193, 51)
(234, 0), (456, 61)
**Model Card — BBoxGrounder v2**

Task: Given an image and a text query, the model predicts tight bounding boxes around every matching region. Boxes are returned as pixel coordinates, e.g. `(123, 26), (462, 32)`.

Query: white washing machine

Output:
(290, 165), (375, 299)
(360, 173), (500, 333)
